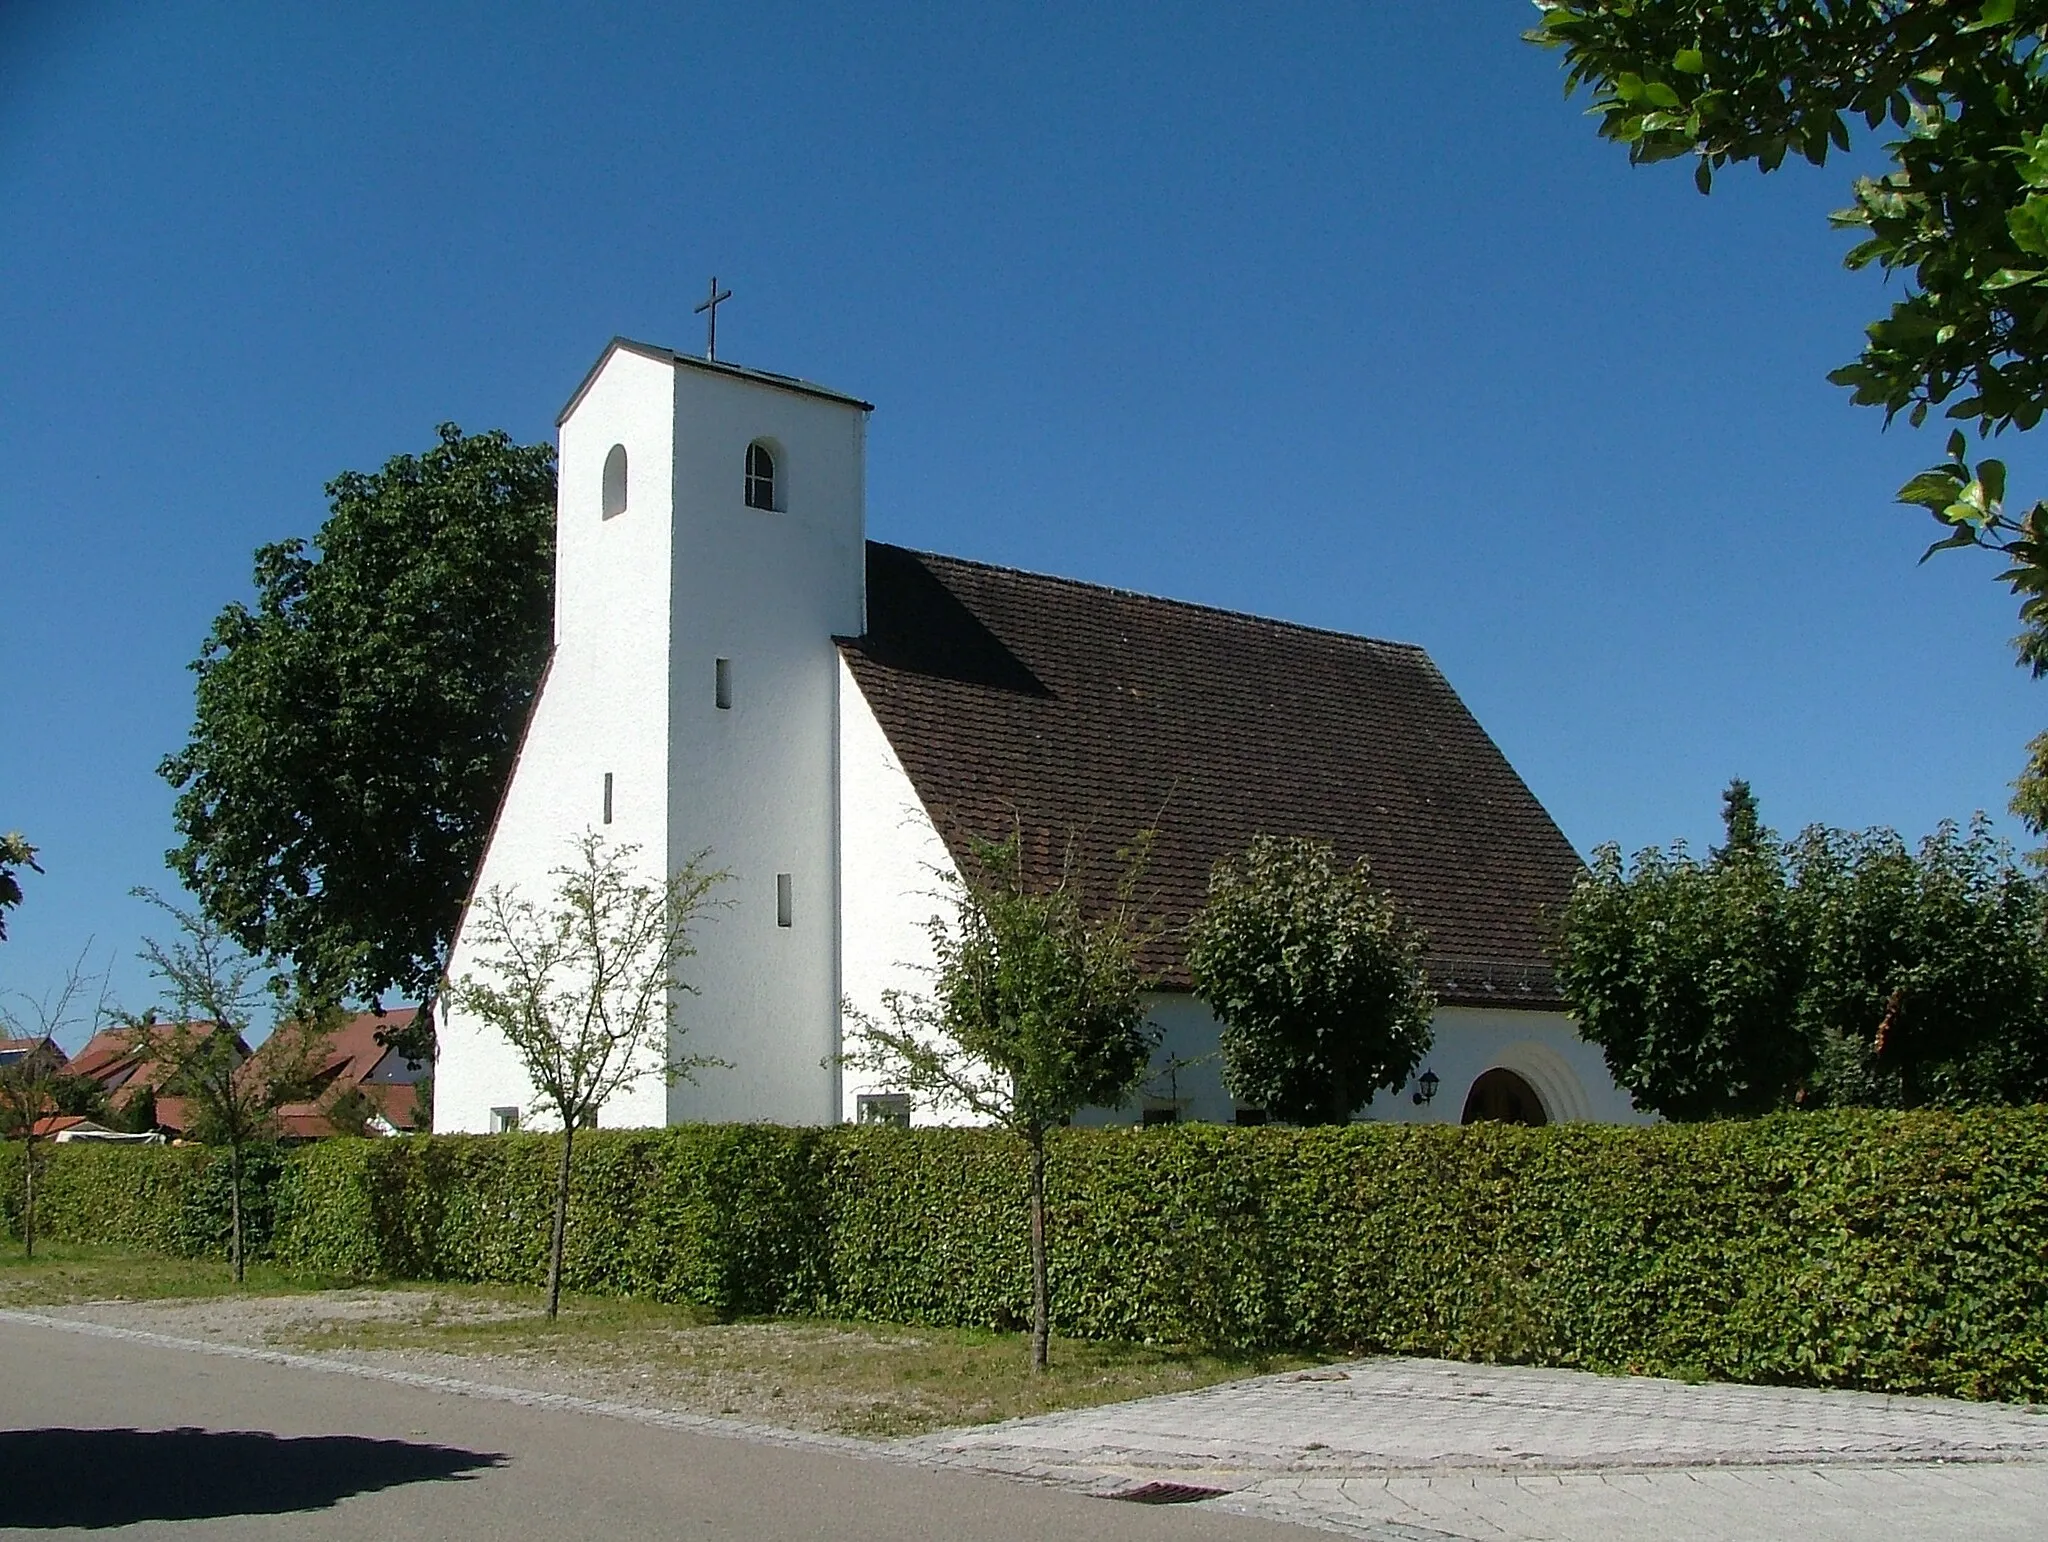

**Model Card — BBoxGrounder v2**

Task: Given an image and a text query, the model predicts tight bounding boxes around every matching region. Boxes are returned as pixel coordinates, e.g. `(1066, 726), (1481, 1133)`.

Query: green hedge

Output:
(270, 1126), (826, 1314)
(7, 1110), (2048, 1401)
(0, 1141), (287, 1259)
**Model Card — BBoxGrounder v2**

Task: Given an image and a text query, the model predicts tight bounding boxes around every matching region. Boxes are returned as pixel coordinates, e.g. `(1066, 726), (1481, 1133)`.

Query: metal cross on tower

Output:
(695, 276), (733, 361)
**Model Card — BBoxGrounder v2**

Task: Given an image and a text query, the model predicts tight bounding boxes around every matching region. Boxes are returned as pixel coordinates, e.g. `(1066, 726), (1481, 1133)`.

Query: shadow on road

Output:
(0, 1426), (505, 1528)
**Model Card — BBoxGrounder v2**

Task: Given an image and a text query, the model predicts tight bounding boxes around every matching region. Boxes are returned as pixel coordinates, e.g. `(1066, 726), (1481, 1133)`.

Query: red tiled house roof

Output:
(839, 545), (1583, 1008)
(66, 1021), (251, 1135)
(259, 1007), (429, 1137)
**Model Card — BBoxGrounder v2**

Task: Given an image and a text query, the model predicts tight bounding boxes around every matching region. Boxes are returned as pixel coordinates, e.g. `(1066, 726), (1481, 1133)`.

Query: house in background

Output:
(64, 1010), (430, 1140)
(65, 1020), (251, 1137)
(0, 1035), (64, 1076)
(265, 1007), (431, 1138)
(28, 1115), (164, 1144)
(436, 337), (1647, 1134)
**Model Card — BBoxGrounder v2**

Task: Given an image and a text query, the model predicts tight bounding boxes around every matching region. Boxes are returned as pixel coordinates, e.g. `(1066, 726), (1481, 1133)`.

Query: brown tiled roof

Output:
(839, 544), (1582, 1008)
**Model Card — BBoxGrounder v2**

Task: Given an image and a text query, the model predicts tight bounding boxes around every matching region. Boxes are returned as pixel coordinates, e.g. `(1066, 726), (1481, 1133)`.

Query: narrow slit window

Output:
(602, 772), (614, 824)
(745, 441), (776, 510)
(490, 1106), (520, 1133)
(602, 444), (628, 518)
(776, 872), (793, 928)
(715, 657), (732, 710)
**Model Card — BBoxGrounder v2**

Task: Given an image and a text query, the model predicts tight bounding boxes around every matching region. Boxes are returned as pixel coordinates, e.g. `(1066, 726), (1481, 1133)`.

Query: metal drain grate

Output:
(1109, 1482), (1227, 1505)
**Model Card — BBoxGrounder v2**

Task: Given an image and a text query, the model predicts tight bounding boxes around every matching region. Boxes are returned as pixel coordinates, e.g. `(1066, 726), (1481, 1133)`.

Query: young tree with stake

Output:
(0, 947), (116, 1258)
(130, 891), (336, 1283)
(841, 830), (1157, 1374)
(449, 831), (725, 1320)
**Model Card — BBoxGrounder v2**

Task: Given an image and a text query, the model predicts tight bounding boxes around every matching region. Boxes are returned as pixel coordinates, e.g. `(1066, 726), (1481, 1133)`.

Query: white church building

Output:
(433, 337), (1647, 1134)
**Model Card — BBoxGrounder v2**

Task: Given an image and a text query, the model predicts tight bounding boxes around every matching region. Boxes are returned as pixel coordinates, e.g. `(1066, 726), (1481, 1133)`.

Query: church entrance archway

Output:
(1461, 1067), (1548, 1127)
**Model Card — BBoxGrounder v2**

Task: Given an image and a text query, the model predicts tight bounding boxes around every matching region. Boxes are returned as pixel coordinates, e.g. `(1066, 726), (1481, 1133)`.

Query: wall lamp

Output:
(1412, 1069), (1440, 1107)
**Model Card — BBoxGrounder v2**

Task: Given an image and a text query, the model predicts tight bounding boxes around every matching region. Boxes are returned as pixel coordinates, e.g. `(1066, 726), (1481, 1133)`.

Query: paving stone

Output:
(901, 1355), (2048, 1476)
(899, 1355), (2048, 1539)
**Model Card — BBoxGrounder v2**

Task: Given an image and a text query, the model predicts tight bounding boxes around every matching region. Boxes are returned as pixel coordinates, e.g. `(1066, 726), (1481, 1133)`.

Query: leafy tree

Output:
(1186, 836), (1435, 1126)
(0, 948), (114, 1258)
(1714, 777), (1765, 858)
(1786, 815), (2048, 1107)
(160, 426), (556, 1034)
(841, 830), (1157, 1373)
(130, 891), (336, 1282)
(449, 832), (725, 1319)
(1555, 790), (1808, 1119)
(317, 1083), (380, 1139)
(1555, 783), (2048, 1116)
(105, 1082), (157, 1135)
(406, 1071), (433, 1132)
(0, 833), (40, 944)
(1528, 3), (2048, 823)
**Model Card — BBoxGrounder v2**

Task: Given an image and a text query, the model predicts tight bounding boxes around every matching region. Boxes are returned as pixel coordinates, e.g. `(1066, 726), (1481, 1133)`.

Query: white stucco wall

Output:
(1072, 996), (1652, 1127)
(1369, 1004), (1651, 1126)
(835, 658), (970, 1123)
(435, 346), (678, 1132)
(662, 367), (868, 1125)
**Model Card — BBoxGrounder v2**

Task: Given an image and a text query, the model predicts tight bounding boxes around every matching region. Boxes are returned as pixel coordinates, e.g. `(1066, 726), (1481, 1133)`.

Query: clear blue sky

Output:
(4, 2), (2041, 1029)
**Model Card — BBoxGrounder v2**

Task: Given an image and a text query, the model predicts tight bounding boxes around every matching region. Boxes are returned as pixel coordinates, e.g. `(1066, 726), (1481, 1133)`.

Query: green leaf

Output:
(2019, 131), (2048, 188)
(1981, 458), (2009, 508)
(1673, 47), (1705, 75)
(1921, 526), (1985, 562)
(1897, 471), (1965, 511)
(2007, 197), (2048, 258)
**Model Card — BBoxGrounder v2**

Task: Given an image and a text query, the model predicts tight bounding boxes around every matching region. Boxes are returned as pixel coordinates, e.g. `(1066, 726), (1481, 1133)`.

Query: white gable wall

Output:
(1073, 996), (1652, 1127)
(435, 346), (678, 1132)
(836, 656), (967, 1122)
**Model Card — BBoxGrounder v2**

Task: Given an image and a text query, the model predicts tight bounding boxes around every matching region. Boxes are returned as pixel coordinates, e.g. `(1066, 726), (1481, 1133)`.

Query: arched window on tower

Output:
(745, 440), (777, 511)
(602, 444), (628, 518)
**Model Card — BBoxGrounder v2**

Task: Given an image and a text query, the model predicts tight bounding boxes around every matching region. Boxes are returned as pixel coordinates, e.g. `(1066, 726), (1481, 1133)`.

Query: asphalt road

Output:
(0, 1318), (1321, 1540)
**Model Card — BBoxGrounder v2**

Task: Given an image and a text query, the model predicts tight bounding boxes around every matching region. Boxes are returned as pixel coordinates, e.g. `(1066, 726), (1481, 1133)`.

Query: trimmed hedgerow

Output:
(7, 1110), (2048, 1401)
(0, 1141), (288, 1259)
(269, 1125), (828, 1317)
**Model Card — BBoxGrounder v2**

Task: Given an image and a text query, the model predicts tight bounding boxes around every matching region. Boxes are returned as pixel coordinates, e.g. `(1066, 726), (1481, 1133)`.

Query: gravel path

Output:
(35, 1290), (940, 1434)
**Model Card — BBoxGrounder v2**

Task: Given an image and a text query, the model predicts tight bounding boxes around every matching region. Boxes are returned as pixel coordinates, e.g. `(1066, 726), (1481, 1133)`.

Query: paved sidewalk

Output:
(902, 1357), (2048, 1540)
(1211, 1464), (2048, 1541)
